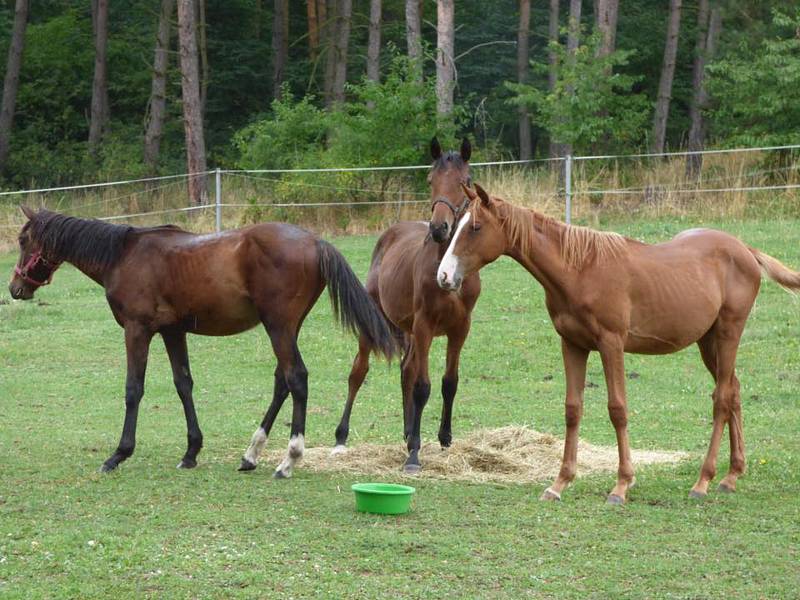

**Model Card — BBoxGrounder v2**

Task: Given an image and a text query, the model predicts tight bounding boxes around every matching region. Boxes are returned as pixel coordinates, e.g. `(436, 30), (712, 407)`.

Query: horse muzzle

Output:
(429, 221), (450, 244)
(437, 269), (462, 292)
(8, 281), (33, 300)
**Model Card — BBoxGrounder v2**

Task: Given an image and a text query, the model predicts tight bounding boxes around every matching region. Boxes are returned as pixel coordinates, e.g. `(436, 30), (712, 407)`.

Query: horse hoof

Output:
(688, 489), (707, 500)
(238, 458), (256, 472)
(273, 469), (290, 479)
(99, 462), (116, 473)
(539, 488), (561, 502)
(717, 482), (735, 494)
(403, 463), (421, 475)
(438, 436), (452, 449)
(330, 445), (347, 457)
(177, 458), (197, 469)
(606, 494), (625, 506)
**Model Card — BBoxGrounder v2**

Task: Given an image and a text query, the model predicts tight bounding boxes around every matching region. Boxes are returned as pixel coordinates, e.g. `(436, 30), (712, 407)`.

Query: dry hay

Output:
(265, 426), (689, 484)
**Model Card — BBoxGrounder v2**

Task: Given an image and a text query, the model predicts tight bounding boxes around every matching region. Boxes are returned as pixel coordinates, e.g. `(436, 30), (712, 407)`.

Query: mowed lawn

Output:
(1, 216), (799, 599)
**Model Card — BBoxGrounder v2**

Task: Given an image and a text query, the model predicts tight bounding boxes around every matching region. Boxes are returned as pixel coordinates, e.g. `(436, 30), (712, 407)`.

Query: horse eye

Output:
(471, 222), (482, 232)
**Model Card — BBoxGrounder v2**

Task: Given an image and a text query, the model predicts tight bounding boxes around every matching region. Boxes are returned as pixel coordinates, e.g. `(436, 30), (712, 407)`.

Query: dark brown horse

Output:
(437, 183), (800, 503)
(333, 138), (481, 472)
(9, 206), (396, 476)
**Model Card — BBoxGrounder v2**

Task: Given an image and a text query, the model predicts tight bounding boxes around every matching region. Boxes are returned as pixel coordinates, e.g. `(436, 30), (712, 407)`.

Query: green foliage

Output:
(707, 8), (800, 147)
(506, 31), (649, 154)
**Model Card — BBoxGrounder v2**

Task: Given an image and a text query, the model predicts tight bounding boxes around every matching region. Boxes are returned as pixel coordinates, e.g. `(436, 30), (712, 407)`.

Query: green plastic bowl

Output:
(351, 483), (416, 515)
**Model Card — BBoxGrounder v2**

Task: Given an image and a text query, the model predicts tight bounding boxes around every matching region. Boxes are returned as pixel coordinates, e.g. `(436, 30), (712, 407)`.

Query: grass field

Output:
(1, 216), (800, 598)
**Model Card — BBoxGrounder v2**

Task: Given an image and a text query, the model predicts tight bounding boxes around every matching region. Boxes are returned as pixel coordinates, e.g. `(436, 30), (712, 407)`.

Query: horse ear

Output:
(430, 137), (442, 161)
(460, 137), (472, 162)
(474, 183), (491, 207)
(461, 182), (477, 201)
(20, 205), (35, 220)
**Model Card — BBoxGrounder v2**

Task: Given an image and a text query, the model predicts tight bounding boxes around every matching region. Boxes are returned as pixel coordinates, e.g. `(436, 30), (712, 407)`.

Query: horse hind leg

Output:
(691, 324), (745, 498)
(274, 346), (309, 479)
(239, 364), (290, 471)
(332, 334), (371, 453)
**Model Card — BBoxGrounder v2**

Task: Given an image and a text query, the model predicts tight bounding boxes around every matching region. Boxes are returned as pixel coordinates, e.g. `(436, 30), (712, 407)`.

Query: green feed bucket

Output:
(351, 483), (416, 515)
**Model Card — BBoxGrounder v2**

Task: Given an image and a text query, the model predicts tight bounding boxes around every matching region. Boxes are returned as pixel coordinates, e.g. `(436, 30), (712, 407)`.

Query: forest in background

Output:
(0, 0), (797, 196)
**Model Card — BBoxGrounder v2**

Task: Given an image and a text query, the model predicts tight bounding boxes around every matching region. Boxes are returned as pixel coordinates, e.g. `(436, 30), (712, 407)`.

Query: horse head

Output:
(9, 206), (62, 300)
(428, 136), (472, 244)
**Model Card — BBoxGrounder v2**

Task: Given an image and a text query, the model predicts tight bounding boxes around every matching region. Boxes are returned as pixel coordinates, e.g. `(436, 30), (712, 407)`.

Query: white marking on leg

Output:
(244, 427), (267, 465)
(330, 444), (347, 456)
(437, 211), (471, 288)
(275, 434), (305, 478)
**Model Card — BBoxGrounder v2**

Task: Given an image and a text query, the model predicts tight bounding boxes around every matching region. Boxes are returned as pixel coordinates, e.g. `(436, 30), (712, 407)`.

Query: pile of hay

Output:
(266, 426), (689, 484)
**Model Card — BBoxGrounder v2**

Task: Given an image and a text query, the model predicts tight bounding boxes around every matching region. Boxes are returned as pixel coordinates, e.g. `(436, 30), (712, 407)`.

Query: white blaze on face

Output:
(244, 427), (267, 465)
(437, 211), (471, 288)
(275, 433), (305, 478)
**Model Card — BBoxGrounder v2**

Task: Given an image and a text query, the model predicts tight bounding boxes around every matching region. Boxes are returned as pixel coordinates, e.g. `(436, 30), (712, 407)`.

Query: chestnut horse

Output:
(333, 138), (481, 472)
(437, 184), (800, 503)
(9, 207), (396, 476)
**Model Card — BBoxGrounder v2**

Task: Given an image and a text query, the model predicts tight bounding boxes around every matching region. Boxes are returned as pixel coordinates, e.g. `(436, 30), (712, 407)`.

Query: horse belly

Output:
(169, 282), (260, 336)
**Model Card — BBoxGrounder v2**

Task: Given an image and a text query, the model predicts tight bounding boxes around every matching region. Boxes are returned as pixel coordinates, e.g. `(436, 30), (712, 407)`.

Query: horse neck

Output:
(38, 217), (127, 286)
(501, 207), (572, 296)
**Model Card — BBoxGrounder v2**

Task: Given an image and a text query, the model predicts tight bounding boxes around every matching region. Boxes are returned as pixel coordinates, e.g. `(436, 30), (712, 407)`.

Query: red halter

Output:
(14, 250), (61, 287)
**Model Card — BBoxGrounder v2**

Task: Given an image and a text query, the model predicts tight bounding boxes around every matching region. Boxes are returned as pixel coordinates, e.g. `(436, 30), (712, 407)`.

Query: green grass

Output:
(1, 217), (799, 598)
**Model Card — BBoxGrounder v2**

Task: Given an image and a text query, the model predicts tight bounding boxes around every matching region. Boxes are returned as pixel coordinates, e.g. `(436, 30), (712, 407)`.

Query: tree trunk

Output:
(595, 0), (619, 60)
(197, 0), (208, 114)
(89, 0), (109, 156)
(272, 0), (289, 100)
(436, 0), (455, 120)
(0, 0), (29, 172)
(517, 0), (532, 160)
(547, 0), (559, 157)
(144, 0), (174, 175)
(406, 0), (422, 80)
(307, 0), (319, 62)
(651, 0), (682, 154)
(562, 0), (582, 158)
(331, 0), (352, 105)
(366, 0), (381, 84)
(323, 0), (336, 105)
(687, 0), (721, 176)
(177, 0), (208, 205)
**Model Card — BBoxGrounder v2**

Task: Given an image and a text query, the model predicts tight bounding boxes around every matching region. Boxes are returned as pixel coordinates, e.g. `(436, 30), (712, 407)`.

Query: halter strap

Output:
(14, 250), (62, 288)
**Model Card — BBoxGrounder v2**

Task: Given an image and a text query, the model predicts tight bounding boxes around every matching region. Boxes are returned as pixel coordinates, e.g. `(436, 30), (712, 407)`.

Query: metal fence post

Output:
(565, 154), (573, 224)
(215, 167), (222, 232)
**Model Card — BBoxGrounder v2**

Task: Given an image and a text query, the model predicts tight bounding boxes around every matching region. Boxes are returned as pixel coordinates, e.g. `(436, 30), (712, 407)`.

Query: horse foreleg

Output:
(162, 329), (203, 469)
(542, 339), (589, 502)
(439, 326), (469, 448)
(333, 335), (371, 453)
(404, 324), (433, 474)
(101, 323), (153, 472)
(598, 336), (635, 505)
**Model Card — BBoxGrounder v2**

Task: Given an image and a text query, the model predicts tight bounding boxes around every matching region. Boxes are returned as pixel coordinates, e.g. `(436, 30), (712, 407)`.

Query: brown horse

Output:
(437, 183), (800, 503)
(9, 207), (396, 476)
(333, 138), (481, 472)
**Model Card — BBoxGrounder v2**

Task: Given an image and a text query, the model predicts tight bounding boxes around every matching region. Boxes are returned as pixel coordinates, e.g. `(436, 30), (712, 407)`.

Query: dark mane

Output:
(29, 210), (134, 267)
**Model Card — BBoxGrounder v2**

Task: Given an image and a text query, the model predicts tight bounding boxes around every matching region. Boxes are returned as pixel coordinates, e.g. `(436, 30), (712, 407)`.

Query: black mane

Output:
(29, 210), (134, 267)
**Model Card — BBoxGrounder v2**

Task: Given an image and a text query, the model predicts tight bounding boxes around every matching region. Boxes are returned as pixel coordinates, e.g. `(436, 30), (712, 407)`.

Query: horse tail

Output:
(749, 247), (800, 293)
(316, 239), (398, 360)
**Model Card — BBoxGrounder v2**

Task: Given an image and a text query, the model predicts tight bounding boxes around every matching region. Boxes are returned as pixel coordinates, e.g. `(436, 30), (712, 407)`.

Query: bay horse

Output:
(9, 207), (396, 477)
(437, 183), (800, 504)
(332, 137), (481, 472)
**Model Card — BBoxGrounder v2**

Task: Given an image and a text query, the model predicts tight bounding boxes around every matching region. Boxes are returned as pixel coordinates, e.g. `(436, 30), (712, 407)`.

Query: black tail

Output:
(317, 240), (398, 360)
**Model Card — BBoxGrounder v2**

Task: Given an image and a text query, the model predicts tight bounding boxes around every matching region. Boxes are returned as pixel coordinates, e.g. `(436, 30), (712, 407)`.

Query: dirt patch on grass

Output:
(266, 426), (689, 484)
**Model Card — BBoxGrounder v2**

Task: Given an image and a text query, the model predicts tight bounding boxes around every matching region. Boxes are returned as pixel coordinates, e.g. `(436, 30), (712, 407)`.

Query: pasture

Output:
(1, 216), (799, 598)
